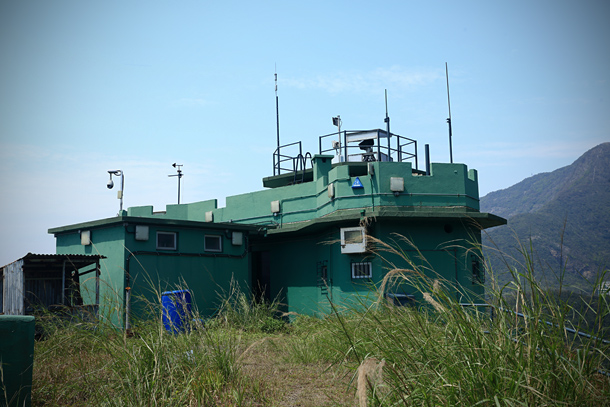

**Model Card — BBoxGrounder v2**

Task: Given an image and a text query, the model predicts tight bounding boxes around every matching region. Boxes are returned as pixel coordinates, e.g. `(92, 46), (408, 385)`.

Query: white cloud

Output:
(281, 66), (441, 94)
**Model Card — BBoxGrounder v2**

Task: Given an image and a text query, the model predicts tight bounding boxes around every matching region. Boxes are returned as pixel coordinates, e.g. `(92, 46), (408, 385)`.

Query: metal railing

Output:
(319, 129), (418, 169)
(273, 141), (304, 176)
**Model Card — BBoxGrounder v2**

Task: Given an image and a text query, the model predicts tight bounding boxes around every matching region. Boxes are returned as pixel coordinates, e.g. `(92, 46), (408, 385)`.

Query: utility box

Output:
(0, 315), (35, 407)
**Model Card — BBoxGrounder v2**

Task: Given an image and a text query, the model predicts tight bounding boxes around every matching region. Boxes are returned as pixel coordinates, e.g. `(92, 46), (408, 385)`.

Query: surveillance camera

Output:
(107, 179), (114, 189)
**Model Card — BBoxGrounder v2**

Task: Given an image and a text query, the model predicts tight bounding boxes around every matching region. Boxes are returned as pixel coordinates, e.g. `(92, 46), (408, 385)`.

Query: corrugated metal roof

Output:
(1, 253), (105, 271)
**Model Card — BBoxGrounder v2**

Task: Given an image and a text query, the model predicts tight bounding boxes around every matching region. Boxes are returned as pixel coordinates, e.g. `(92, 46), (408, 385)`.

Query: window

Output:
(472, 258), (484, 284)
(351, 261), (372, 279)
(157, 231), (177, 250)
(340, 226), (366, 254)
(204, 235), (222, 252)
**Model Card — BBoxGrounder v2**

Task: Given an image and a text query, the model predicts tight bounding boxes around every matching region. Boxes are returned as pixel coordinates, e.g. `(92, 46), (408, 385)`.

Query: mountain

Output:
(480, 142), (610, 290)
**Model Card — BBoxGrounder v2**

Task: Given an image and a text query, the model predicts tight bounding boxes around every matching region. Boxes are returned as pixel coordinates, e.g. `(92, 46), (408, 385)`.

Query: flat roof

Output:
(48, 215), (266, 235)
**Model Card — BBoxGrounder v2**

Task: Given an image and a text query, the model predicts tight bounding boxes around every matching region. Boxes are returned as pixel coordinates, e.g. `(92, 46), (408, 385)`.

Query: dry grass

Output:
(32, 327), (356, 407)
(239, 336), (353, 407)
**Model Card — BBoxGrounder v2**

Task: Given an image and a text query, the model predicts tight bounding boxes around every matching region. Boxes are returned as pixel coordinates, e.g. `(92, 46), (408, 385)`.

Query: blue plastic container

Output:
(161, 290), (192, 334)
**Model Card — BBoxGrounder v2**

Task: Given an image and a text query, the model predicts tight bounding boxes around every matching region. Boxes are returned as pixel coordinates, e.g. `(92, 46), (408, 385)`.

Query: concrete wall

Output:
(124, 224), (250, 320)
(55, 224), (126, 326)
(52, 218), (252, 326)
(250, 216), (484, 317)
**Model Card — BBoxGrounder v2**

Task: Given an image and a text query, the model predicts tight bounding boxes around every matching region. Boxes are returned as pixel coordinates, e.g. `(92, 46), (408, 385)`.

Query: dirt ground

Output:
(239, 337), (356, 407)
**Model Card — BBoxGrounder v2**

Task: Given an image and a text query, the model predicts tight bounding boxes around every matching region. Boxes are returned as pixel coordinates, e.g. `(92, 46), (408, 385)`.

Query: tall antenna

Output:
(445, 62), (453, 163)
(384, 89), (391, 159)
(275, 65), (280, 157)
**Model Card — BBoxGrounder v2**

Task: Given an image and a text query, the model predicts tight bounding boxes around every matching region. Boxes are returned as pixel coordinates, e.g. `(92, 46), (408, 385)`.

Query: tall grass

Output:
(31, 282), (281, 406)
(210, 279), (286, 334)
(31, 235), (610, 406)
(314, 235), (610, 406)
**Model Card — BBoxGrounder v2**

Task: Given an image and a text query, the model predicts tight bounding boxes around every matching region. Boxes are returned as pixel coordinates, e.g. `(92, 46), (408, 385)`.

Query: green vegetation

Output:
(31, 236), (610, 406)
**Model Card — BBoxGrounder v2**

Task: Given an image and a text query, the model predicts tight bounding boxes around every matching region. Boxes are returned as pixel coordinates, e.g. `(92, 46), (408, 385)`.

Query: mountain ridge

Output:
(480, 142), (610, 289)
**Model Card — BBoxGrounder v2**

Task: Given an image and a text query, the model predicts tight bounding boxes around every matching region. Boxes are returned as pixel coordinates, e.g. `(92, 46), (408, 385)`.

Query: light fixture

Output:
(107, 170), (124, 214)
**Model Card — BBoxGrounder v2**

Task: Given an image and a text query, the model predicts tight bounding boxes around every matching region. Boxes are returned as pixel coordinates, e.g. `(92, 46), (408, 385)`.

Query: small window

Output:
(351, 261), (372, 279)
(204, 235), (222, 252)
(157, 231), (177, 250)
(472, 258), (484, 284)
(341, 227), (366, 254)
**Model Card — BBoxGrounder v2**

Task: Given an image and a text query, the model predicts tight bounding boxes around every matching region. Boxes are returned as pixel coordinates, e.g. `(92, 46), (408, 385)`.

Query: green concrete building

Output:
(49, 128), (505, 326)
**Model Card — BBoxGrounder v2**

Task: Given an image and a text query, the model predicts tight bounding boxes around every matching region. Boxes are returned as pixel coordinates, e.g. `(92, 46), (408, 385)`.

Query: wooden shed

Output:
(1, 253), (104, 316)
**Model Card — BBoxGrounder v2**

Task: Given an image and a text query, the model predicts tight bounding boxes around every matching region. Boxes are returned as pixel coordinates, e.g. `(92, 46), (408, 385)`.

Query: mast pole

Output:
(446, 62), (453, 164)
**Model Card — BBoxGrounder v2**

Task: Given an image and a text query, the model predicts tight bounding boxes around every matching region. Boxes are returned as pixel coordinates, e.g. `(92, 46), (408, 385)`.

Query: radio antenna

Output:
(445, 62), (453, 163)
(384, 89), (391, 160)
(275, 65), (280, 158)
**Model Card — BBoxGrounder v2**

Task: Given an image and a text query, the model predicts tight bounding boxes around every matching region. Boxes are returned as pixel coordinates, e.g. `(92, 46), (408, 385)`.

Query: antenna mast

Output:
(275, 66), (280, 158)
(384, 89), (391, 160)
(445, 62), (453, 163)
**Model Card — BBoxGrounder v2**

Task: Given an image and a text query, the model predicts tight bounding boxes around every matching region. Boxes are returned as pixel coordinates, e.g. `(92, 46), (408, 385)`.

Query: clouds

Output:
(281, 66), (441, 94)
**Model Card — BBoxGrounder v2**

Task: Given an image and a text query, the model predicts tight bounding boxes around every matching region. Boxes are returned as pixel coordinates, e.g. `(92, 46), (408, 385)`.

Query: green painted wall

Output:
(250, 216), (485, 317)
(51, 217), (253, 327)
(123, 224), (250, 319)
(54, 222), (126, 326)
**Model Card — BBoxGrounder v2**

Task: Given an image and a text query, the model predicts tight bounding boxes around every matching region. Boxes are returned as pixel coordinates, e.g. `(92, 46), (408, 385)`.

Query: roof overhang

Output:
(266, 206), (507, 236)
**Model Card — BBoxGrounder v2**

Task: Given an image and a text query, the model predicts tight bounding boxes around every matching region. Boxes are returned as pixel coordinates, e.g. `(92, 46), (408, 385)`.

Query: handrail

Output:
(318, 129), (418, 168)
(273, 141), (303, 176)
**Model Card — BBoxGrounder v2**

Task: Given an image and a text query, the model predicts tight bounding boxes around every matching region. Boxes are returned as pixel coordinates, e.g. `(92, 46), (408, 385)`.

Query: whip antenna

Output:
(275, 66), (280, 157)
(445, 62), (453, 163)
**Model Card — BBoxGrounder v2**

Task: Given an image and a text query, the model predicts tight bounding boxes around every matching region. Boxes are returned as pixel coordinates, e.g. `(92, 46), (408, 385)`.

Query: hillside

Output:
(481, 142), (610, 290)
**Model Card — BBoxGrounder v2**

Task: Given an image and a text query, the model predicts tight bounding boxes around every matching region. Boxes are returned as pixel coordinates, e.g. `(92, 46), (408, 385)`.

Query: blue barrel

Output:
(161, 290), (192, 334)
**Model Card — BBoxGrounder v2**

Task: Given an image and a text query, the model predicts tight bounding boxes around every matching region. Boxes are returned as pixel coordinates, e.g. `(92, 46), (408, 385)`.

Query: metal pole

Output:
(61, 260), (66, 306)
(168, 165), (184, 204)
(446, 62), (453, 164)
(177, 170), (182, 204)
(125, 287), (131, 331)
(119, 172), (124, 212)
(385, 90), (391, 160)
(95, 260), (100, 318)
(275, 69), (280, 174)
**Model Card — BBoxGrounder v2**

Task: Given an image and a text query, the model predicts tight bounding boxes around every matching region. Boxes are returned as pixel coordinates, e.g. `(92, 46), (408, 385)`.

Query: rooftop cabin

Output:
(127, 128), (501, 231)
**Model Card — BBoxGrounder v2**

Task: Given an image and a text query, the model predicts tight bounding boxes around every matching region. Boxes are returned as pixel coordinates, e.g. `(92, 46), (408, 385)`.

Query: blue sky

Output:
(1, 0), (608, 266)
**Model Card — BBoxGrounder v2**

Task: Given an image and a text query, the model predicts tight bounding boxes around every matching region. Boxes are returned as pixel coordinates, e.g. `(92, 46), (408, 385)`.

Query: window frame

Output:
(204, 234), (223, 253)
(351, 261), (372, 279)
(156, 231), (177, 250)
